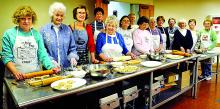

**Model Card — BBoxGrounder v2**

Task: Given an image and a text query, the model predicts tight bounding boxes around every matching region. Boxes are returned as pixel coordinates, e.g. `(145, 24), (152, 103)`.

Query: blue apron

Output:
(73, 28), (89, 65)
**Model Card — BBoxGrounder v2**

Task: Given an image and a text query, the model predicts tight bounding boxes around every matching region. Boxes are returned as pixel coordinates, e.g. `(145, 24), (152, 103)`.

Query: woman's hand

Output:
(52, 67), (61, 73)
(186, 49), (191, 53)
(103, 57), (113, 62)
(127, 52), (137, 60)
(12, 71), (25, 81)
(92, 58), (100, 64)
(180, 47), (185, 52)
(70, 58), (77, 66)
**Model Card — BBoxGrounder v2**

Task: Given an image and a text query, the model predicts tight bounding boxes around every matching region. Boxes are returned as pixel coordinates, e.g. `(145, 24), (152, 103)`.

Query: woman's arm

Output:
(6, 62), (25, 80)
(86, 24), (99, 63)
(35, 31), (54, 69)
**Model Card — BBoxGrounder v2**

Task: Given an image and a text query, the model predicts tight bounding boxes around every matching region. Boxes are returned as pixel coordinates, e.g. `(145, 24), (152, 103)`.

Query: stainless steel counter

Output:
(4, 54), (200, 108)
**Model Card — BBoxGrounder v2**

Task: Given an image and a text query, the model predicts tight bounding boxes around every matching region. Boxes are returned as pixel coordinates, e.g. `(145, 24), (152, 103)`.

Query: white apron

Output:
(94, 21), (105, 43)
(190, 30), (198, 51)
(150, 29), (161, 50)
(124, 36), (133, 52)
(160, 27), (167, 51)
(13, 28), (40, 73)
(101, 34), (123, 58)
(200, 30), (212, 49)
(118, 28), (133, 51)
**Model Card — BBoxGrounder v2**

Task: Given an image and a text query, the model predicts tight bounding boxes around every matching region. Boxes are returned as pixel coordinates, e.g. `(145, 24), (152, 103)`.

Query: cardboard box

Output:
(180, 70), (190, 89)
(166, 73), (179, 83)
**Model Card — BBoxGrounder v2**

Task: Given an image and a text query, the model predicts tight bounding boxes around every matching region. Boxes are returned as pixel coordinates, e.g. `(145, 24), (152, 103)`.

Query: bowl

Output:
(82, 64), (112, 78)
(148, 54), (163, 61)
(90, 69), (110, 78)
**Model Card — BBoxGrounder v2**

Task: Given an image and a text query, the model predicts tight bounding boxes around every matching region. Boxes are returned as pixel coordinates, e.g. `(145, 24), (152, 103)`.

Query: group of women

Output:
(0, 2), (218, 82)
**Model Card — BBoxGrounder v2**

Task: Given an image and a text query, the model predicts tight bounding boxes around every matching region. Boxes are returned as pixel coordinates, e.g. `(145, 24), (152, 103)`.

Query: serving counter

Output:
(4, 54), (201, 109)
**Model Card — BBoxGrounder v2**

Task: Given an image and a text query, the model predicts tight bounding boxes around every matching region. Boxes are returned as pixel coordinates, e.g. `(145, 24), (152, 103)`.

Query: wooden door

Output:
(139, 4), (154, 18)
(95, 0), (108, 20)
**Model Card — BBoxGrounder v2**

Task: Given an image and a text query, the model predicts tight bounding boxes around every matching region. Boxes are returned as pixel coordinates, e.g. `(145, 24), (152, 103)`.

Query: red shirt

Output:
(86, 24), (95, 53)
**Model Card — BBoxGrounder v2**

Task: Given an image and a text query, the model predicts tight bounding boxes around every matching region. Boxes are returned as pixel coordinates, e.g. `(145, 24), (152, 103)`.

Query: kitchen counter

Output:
(4, 54), (201, 109)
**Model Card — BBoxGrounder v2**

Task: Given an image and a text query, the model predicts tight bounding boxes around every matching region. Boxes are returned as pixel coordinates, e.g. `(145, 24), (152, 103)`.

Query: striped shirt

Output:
(91, 21), (104, 33)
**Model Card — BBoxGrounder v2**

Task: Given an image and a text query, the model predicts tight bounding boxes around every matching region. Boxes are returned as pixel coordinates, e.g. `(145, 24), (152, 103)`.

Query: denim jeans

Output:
(201, 63), (212, 77)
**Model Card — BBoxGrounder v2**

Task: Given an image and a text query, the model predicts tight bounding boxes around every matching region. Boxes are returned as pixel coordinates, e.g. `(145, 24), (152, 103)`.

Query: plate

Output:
(139, 55), (147, 59)
(51, 78), (86, 91)
(166, 54), (184, 60)
(113, 56), (131, 61)
(114, 65), (139, 74)
(207, 50), (216, 54)
(141, 61), (162, 67)
(164, 50), (172, 54)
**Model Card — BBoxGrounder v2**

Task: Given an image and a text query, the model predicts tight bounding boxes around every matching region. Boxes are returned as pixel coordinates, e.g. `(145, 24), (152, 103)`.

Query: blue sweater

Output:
(96, 32), (129, 55)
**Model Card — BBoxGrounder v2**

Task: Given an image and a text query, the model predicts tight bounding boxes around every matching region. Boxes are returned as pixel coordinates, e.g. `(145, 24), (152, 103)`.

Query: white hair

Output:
(149, 17), (156, 22)
(178, 19), (187, 24)
(105, 15), (118, 27)
(48, 2), (66, 17)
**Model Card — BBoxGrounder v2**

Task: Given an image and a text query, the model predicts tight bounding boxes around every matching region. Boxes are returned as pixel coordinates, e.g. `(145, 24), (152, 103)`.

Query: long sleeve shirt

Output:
(40, 23), (78, 68)
(85, 24), (96, 53)
(172, 29), (193, 50)
(96, 32), (129, 55)
(1, 27), (54, 69)
(132, 29), (154, 55)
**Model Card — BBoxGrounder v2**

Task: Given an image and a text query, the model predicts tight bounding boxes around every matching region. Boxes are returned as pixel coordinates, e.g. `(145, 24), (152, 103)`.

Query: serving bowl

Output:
(82, 64), (112, 78)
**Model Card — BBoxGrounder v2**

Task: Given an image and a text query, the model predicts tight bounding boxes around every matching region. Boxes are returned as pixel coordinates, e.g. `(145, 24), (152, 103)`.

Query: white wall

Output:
(154, 0), (220, 30)
(108, 1), (130, 20)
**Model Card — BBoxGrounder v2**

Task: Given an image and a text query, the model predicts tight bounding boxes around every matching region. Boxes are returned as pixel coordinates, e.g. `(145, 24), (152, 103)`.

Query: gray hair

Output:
(48, 2), (66, 17)
(105, 15), (118, 27)
(178, 19), (187, 24)
(149, 17), (156, 23)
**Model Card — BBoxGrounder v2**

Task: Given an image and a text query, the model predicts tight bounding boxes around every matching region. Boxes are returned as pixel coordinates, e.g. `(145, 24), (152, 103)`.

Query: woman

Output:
(128, 13), (139, 32)
(1, 6), (59, 80)
(156, 16), (169, 50)
(195, 19), (217, 80)
(91, 7), (105, 42)
(165, 18), (178, 49)
(40, 2), (78, 69)
(188, 19), (198, 51)
(69, 5), (99, 65)
(117, 15), (133, 51)
(172, 19), (193, 53)
(149, 17), (163, 52)
(132, 16), (154, 56)
(96, 15), (136, 62)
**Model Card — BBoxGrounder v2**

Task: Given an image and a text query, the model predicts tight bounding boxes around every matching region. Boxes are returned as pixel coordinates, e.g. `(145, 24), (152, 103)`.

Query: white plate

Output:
(139, 55), (147, 59)
(164, 50), (172, 54)
(51, 78), (86, 91)
(113, 56), (131, 61)
(141, 61), (162, 67)
(166, 54), (184, 60)
(207, 50), (216, 54)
